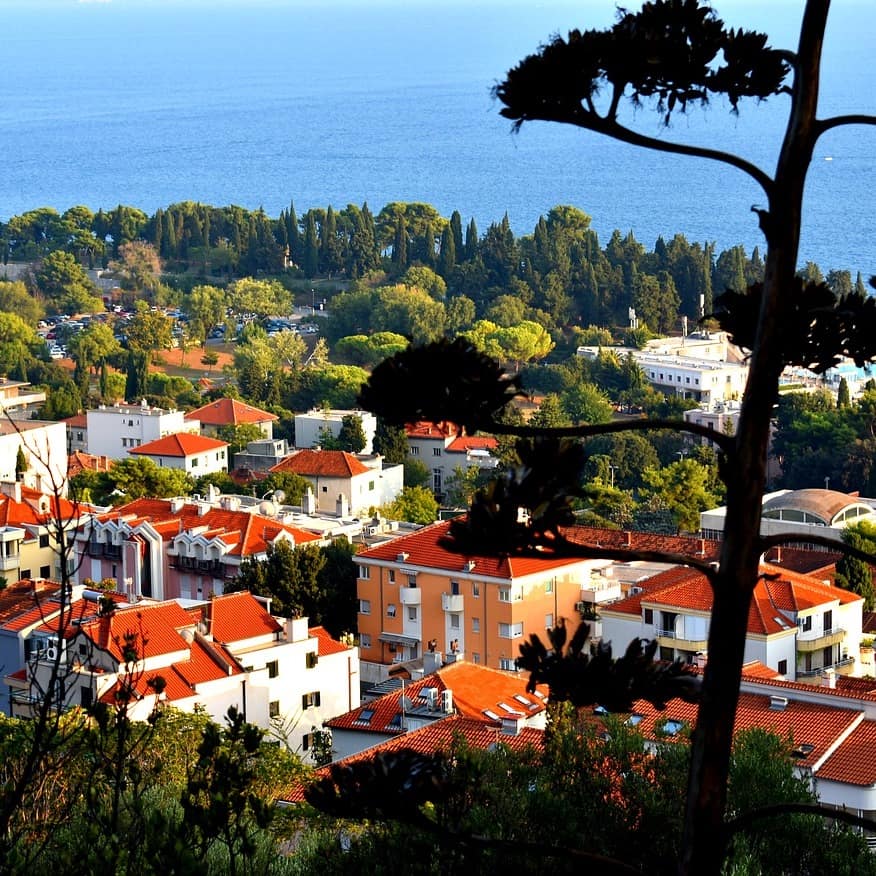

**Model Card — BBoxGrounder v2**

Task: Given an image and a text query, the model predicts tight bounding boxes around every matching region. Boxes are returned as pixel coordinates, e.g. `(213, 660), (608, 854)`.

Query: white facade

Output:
(86, 401), (199, 460)
(295, 409), (377, 454)
(0, 420), (68, 495)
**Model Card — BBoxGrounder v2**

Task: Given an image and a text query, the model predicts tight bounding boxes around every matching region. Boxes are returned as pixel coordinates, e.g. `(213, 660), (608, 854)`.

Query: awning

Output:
(379, 632), (420, 647)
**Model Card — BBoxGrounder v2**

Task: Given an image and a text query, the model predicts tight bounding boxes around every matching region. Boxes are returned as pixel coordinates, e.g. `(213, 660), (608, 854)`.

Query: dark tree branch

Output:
(724, 801), (876, 842)
(759, 531), (876, 566)
(815, 113), (876, 136)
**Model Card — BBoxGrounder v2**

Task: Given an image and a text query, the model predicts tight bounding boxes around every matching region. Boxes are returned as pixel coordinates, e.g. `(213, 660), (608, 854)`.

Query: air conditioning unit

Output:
(441, 690), (454, 714)
(575, 601), (587, 612)
(46, 646), (58, 661)
(425, 688), (438, 710)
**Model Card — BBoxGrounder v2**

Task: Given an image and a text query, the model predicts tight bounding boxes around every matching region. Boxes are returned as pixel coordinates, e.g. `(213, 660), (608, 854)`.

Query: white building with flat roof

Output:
(294, 409), (377, 454)
(86, 401), (199, 460)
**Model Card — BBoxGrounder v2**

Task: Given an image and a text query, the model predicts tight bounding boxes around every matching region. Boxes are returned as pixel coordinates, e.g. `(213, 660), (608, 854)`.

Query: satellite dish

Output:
(273, 489), (286, 504)
(400, 696), (413, 711)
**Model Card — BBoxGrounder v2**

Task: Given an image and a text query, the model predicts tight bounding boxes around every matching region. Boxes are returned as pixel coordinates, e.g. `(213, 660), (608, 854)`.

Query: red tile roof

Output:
(310, 626), (354, 657)
(358, 519), (586, 580)
(0, 580), (62, 631)
(270, 449), (370, 478)
(186, 397), (277, 426)
(62, 413), (88, 428)
(0, 485), (86, 527)
(207, 592), (282, 643)
(327, 661), (545, 735)
(405, 421), (457, 440)
(130, 433), (228, 458)
(816, 720), (876, 786)
(68, 451), (113, 478)
(98, 498), (321, 557)
(602, 562), (861, 636)
(446, 435), (498, 453)
(80, 601), (195, 662)
(281, 715), (544, 803)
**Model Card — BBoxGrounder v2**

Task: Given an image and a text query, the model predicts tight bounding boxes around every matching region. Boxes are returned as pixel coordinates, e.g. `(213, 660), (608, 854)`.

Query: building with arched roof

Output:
(700, 488), (876, 547)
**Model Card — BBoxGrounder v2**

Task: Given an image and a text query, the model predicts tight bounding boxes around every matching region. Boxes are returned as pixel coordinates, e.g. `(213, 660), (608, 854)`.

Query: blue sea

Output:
(0, 0), (873, 276)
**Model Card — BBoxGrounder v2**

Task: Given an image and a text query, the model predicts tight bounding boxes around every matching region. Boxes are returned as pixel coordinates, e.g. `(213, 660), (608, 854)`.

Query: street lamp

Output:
(676, 450), (687, 462)
(608, 464), (618, 489)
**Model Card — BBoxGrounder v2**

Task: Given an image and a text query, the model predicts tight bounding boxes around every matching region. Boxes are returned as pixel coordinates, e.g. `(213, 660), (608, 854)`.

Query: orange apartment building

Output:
(356, 519), (596, 682)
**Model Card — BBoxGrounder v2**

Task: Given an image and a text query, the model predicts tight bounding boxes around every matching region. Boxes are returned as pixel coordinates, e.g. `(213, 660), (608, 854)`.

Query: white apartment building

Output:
(0, 420), (68, 494)
(86, 401), (200, 460)
(294, 408), (377, 454)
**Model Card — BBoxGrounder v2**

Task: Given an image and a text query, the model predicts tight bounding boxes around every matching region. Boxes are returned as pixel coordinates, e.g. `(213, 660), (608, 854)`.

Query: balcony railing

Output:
(170, 556), (228, 577)
(399, 587), (421, 606)
(796, 627), (846, 652)
(656, 627), (708, 650)
(0, 553), (20, 571)
(441, 593), (464, 613)
(796, 655), (856, 678)
(87, 541), (122, 559)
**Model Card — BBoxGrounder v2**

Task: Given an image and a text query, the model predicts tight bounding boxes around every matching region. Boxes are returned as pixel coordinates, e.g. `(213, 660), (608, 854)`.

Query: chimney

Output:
(302, 487), (316, 515)
(822, 668), (837, 689)
(336, 493), (350, 518)
(623, 531), (632, 547)
(0, 481), (22, 504)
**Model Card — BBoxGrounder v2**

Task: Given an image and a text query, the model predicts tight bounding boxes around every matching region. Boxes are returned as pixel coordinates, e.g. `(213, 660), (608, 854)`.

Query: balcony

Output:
(442, 592), (464, 613)
(0, 553), (20, 572)
(656, 628), (708, 651)
(87, 541), (122, 560)
(796, 627), (846, 652)
(399, 587), (421, 606)
(170, 556), (228, 577)
(796, 655), (855, 679)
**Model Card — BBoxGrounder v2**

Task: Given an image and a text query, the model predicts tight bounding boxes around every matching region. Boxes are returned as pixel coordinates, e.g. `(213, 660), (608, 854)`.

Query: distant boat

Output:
(824, 156), (834, 161)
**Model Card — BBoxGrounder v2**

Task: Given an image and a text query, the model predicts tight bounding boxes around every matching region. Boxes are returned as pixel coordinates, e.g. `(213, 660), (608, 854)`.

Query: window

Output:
(407, 607), (417, 621)
(76, 431), (83, 441)
(472, 582), (480, 598)
(122, 438), (128, 448)
(499, 622), (523, 638)
(778, 659), (788, 675)
(545, 613), (554, 629)
(407, 574), (416, 587)
(191, 458), (198, 467)
(451, 580), (460, 595)
(498, 587), (511, 603)
(432, 447), (442, 457)
(357, 708), (374, 724)
(386, 604), (397, 618)
(40, 566), (50, 579)
(824, 609), (833, 631)
(800, 615), (812, 632)
(643, 608), (654, 625)
(21, 569), (31, 580)
(359, 565), (371, 579)
(410, 446), (420, 456)
(269, 700), (280, 718)
(306, 651), (319, 669)
(388, 570), (395, 583)
(433, 469), (442, 492)
(39, 534), (50, 548)
(499, 657), (516, 671)
(472, 617), (480, 633)
(368, 480), (375, 491)
(322, 485), (328, 493)
(266, 660), (279, 679)
(80, 686), (93, 708)
(472, 652), (480, 664)
(450, 614), (460, 629)
(302, 733), (312, 751)
(360, 633), (371, 648)
(302, 691), (321, 709)
(545, 578), (554, 594)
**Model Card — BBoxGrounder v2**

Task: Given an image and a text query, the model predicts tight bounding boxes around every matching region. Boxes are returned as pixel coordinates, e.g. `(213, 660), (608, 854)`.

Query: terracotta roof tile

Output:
(310, 626), (354, 657)
(602, 561), (861, 636)
(80, 601), (195, 662)
(280, 715), (544, 803)
(130, 433), (228, 458)
(186, 397), (277, 426)
(270, 449), (370, 478)
(358, 519), (586, 580)
(817, 720), (876, 786)
(101, 498), (321, 558)
(446, 435), (498, 453)
(207, 592), (282, 643)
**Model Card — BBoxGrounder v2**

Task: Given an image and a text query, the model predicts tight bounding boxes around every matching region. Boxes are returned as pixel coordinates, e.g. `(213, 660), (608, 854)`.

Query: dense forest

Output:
(1, 201), (867, 337)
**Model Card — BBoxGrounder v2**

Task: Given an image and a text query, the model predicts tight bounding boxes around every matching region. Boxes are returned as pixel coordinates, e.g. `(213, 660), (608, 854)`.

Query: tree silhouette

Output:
(358, 3), (876, 873)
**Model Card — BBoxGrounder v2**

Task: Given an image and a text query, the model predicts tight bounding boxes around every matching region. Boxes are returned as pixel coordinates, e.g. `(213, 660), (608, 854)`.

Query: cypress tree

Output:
(153, 208), (164, 256)
(287, 201), (301, 265)
(837, 377), (851, 408)
(202, 207), (211, 248)
(437, 225), (456, 278)
(464, 218), (478, 261)
(392, 216), (408, 269)
(449, 210), (463, 258)
(303, 212), (319, 278)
